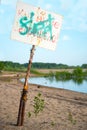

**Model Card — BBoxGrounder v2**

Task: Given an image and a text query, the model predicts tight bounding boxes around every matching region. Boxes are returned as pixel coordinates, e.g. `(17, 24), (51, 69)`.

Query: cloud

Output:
(1, 0), (17, 8)
(0, 9), (13, 34)
(1, 0), (11, 5)
(62, 35), (70, 41)
(0, 9), (4, 14)
(60, 0), (87, 32)
(37, 0), (44, 6)
(60, 0), (76, 11)
(45, 4), (52, 10)
(79, 22), (87, 32)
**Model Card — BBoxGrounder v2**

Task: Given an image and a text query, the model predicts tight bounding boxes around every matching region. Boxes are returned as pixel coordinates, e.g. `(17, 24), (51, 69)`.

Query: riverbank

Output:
(0, 76), (87, 130)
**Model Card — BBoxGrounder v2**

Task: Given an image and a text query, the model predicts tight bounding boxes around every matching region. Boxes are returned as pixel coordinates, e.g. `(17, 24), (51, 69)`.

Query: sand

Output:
(0, 76), (87, 130)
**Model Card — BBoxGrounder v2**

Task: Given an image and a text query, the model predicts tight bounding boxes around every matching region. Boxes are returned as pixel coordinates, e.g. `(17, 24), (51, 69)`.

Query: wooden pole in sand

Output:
(17, 45), (35, 126)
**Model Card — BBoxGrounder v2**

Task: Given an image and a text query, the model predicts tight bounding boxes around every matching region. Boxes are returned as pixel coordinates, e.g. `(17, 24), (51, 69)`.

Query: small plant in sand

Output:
(28, 93), (45, 118)
(68, 111), (76, 125)
(51, 121), (55, 126)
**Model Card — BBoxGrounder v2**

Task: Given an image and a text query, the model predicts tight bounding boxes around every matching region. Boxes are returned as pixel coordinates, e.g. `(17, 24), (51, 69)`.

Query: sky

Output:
(0, 0), (87, 66)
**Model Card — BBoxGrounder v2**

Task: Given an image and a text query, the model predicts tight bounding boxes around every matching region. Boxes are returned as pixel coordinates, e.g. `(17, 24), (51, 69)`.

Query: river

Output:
(21, 77), (87, 94)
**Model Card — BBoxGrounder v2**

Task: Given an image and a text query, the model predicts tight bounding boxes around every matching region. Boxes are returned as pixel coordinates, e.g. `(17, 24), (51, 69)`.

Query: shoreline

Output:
(0, 77), (87, 130)
(20, 77), (87, 95)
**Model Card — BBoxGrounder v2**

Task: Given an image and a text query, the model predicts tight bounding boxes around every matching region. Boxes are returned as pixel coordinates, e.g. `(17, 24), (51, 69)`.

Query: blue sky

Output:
(0, 0), (87, 66)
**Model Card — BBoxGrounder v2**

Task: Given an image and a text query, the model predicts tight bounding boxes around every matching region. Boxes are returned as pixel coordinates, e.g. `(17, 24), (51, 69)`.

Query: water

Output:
(21, 77), (87, 94)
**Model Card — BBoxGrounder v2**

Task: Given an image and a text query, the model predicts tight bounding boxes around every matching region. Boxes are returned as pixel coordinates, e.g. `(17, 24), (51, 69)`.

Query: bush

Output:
(72, 67), (83, 77)
(55, 71), (71, 80)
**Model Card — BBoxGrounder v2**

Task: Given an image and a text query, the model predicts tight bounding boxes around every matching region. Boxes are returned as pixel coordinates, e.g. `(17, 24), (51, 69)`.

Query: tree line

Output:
(0, 61), (87, 71)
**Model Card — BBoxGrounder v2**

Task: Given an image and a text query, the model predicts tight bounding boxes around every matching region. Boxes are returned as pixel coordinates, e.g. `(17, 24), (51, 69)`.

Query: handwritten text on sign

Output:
(11, 1), (63, 50)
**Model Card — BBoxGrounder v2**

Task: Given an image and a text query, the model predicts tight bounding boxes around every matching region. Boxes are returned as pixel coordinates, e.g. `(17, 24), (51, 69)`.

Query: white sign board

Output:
(11, 1), (63, 50)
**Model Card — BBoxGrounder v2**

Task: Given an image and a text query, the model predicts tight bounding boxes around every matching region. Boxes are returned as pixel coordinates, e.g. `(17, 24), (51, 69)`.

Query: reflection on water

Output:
(72, 78), (83, 85)
(21, 77), (87, 93)
(47, 77), (84, 85)
(47, 76), (84, 85)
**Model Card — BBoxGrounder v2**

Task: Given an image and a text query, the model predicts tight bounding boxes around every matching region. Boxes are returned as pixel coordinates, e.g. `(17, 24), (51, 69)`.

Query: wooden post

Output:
(17, 45), (35, 126)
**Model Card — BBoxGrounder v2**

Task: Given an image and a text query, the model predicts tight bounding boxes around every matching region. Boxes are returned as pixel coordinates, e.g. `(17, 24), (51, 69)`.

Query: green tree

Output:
(81, 64), (87, 68)
(0, 61), (4, 72)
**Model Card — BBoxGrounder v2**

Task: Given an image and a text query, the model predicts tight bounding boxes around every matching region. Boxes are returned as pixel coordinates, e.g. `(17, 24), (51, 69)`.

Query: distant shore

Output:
(0, 74), (87, 130)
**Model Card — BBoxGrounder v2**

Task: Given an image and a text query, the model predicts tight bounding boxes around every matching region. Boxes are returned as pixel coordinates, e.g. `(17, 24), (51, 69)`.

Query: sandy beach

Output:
(0, 76), (87, 130)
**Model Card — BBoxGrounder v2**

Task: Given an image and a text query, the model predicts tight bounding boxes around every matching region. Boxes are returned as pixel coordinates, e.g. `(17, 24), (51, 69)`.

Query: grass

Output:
(30, 69), (46, 76)
(1, 68), (87, 82)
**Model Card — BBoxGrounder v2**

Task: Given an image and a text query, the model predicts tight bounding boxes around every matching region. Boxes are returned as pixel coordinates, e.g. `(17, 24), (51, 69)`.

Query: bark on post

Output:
(17, 45), (35, 126)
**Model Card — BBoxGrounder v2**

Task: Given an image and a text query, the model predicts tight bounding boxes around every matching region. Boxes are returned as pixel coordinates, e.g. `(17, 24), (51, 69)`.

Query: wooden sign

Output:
(11, 1), (63, 50)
